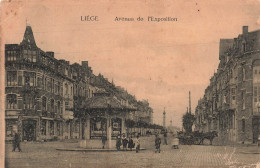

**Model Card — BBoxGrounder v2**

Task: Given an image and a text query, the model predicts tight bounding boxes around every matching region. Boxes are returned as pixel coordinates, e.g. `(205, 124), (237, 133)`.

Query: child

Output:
(116, 135), (122, 150)
(135, 135), (140, 153)
(155, 134), (161, 153)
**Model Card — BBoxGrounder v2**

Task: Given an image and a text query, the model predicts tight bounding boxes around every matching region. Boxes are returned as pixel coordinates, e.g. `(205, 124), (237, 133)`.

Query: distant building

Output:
(195, 26), (260, 144)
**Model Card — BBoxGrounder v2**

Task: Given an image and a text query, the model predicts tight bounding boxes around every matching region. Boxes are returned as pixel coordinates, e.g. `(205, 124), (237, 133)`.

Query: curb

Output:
(56, 148), (146, 152)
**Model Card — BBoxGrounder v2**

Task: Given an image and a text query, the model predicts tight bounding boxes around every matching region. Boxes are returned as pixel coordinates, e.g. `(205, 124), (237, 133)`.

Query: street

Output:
(5, 136), (260, 168)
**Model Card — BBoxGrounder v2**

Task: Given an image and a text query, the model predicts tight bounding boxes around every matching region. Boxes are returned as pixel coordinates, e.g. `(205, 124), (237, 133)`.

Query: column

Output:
(107, 117), (112, 148)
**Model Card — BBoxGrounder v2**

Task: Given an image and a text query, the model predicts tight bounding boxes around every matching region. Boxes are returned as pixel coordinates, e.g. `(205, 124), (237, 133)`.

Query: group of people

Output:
(116, 133), (140, 153)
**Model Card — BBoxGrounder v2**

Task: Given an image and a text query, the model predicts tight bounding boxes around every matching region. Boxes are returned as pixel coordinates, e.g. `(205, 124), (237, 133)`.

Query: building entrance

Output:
(22, 119), (37, 141)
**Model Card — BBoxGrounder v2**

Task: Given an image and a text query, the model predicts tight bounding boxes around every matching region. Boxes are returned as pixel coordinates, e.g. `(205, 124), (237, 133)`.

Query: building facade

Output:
(195, 26), (260, 144)
(5, 25), (154, 142)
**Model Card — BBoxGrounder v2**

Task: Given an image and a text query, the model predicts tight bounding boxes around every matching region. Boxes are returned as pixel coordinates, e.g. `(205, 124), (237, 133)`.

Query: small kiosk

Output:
(79, 92), (135, 149)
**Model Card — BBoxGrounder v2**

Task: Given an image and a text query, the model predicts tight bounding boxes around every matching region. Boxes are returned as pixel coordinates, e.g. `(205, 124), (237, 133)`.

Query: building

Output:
(5, 25), (154, 143)
(194, 26), (260, 144)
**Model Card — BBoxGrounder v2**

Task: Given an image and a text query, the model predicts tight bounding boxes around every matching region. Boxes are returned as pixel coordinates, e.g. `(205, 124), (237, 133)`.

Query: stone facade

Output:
(195, 26), (260, 144)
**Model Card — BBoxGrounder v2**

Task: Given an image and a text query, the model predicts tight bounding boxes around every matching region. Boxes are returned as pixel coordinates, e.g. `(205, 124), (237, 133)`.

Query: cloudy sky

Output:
(1, 0), (260, 127)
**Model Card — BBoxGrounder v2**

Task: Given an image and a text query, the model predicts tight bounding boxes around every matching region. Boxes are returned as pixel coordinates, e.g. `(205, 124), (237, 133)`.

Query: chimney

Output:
(82, 61), (89, 68)
(46, 51), (54, 58)
(242, 26), (248, 35)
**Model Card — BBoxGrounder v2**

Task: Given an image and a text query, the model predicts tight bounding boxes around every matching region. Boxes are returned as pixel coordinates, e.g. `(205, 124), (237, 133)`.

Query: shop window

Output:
(7, 71), (17, 86)
(6, 94), (17, 109)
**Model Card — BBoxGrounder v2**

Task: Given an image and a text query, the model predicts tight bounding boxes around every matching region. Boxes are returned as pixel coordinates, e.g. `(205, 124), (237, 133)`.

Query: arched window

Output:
(6, 94), (17, 109)
(50, 99), (54, 112)
(57, 101), (61, 114)
(42, 97), (47, 111)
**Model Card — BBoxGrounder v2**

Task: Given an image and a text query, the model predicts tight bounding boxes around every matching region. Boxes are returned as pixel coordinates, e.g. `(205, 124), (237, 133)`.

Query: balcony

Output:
(21, 109), (38, 116)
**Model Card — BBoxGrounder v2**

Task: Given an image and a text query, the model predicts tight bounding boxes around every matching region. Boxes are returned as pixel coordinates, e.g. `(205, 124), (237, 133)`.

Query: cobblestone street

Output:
(5, 136), (260, 168)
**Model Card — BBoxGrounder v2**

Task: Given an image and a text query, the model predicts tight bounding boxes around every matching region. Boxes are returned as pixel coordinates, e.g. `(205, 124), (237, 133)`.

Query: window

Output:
(24, 72), (36, 86)
(42, 97), (47, 111)
(57, 122), (61, 136)
(41, 120), (46, 135)
(50, 121), (54, 136)
(65, 83), (68, 94)
(6, 71), (17, 86)
(50, 99), (54, 113)
(24, 95), (35, 109)
(242, 67), (246, 81)
(57, 82), (61, 95)
(23, 50), (37, 62)
(18, 71), (23, 86)
(254, 87), (258, 96)
(57, 101), (61, 114)
(6, 94), (17, 109)
(37, 77), (42, 88)
(242, 92), (245, 110)
(242, 119), (245, 132)
(7, 51), (17, 61)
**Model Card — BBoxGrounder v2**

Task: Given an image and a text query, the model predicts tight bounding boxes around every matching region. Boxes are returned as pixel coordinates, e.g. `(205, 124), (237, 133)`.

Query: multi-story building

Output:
(195, 26), (260, 144)
(5, 25), (154, 142)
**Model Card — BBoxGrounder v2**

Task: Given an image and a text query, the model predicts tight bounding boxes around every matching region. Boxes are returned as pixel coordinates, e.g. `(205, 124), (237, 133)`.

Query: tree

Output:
(182, 112), (195, 134)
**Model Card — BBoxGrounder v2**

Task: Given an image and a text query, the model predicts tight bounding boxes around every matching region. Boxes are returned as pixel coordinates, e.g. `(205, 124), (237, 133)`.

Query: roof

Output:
(84, 95), (136, 111)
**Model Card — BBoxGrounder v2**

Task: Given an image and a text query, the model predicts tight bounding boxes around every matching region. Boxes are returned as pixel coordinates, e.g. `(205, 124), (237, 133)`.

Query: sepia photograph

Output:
(1, 0), (260, 167)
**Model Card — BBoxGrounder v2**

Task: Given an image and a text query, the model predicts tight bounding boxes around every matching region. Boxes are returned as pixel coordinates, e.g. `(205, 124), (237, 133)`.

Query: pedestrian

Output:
(172, 134), (179, 149)
(101, 135), (107, 149)
(128, 136), (135, 151)
(116, 135), (122, 150)
(155, 134), (161, 153)
(122, 134), (128, 151)
(164, 131), (168, 145)
(12, 132), (22, 152)
(135, 135), (140, 153)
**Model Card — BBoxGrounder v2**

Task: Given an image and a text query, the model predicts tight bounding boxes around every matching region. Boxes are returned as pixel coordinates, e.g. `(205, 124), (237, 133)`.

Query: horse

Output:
(200, 131), (218, 145)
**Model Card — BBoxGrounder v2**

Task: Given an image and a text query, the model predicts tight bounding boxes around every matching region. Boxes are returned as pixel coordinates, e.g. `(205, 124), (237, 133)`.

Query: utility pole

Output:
(163, 107), (166, 128)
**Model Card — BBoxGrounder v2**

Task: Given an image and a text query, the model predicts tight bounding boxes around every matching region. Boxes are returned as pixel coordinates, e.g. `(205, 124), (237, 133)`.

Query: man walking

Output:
(12, 132), (22, 152)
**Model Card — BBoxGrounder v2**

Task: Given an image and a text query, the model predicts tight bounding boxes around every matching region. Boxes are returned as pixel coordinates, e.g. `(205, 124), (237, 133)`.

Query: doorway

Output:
(22, 119), (37, 141)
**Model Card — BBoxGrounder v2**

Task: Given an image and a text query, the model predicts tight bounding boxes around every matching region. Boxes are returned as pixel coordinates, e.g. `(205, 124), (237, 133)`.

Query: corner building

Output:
(195, 26), (260, 144)
(5, 25), (154, 144)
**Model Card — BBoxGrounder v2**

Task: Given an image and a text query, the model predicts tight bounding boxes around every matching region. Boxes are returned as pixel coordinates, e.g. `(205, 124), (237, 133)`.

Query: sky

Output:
(1, 0), (260, 127)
